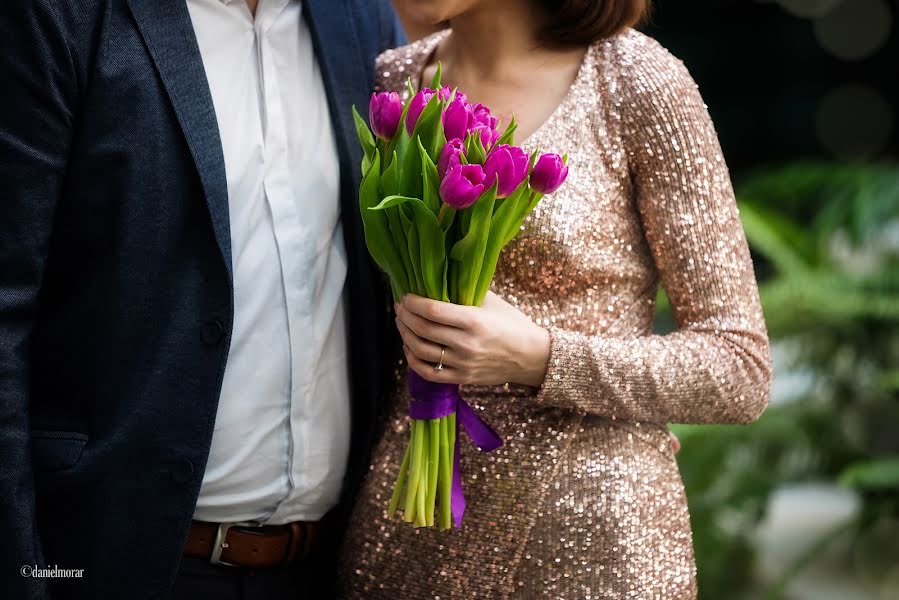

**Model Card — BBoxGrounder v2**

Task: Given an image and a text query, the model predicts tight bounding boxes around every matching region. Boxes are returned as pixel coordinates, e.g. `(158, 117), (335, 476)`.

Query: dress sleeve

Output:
(534, 37), (772, 425)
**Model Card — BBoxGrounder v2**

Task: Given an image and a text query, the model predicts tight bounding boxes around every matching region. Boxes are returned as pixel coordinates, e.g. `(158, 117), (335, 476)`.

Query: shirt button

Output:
(169, 458), (194, 484)
(201, 320), (224, 345)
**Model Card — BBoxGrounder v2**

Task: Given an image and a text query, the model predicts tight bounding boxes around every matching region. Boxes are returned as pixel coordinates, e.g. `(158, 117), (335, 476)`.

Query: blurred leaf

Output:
(876, 370), (899, 391)
(739, 202), (815, 272)
(839, 458), (899, 491)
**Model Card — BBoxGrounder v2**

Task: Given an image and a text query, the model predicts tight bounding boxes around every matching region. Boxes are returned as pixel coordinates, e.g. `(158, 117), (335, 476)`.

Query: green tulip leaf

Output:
(413, 202), (449, 301)
(384, 97), (413, 169)
(352, 105), (376, 174)
(439, 206), (456, 233)
(377, 195), (449, 301)
(359, 151), (410, 298)
(404, 217), (426, 296)
(420, 139), (442, 214)
(472, 180), (529, 304)
(399, 136), (423, 199)
(386, 205), (416, 296)
(450, 182), (498, 306)
(495, 115), (517, 147)
(381, 150), (399, 198)
(464, 130), (486, 165)
(409, 91), (444, 166)
(429, 61), (442, 90)
(370, 194), (412, 211)
(504, 190), (543, 247)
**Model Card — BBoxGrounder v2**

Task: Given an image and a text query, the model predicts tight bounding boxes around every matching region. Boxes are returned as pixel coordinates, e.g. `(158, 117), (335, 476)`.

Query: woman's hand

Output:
(396, 292), (551, 387)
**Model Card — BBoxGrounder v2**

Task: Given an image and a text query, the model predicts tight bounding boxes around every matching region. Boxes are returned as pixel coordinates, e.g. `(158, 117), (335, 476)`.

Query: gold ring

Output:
(435, 347), (446, 371)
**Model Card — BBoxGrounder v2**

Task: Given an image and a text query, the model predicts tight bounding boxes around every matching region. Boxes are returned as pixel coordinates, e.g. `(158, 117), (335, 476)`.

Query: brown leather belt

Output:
(184, 519), (324, 568)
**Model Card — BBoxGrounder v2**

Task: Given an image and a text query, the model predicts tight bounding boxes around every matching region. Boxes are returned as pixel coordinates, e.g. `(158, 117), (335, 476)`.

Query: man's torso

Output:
(186, 0), (350, 525)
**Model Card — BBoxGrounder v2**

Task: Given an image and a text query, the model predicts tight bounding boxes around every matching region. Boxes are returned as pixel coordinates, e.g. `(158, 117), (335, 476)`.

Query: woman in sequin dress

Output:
(339, 1), (772, 597)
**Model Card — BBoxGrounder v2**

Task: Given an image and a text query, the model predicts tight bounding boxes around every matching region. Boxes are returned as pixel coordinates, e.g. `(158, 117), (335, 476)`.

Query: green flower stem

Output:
(447, 414), (457, 527)
(404, 420), (424, 523)
(425, 418), (440, 526)
(388, 440), (411, 518)
(438, 416), (453, 530)
(415, 424), (428, 527)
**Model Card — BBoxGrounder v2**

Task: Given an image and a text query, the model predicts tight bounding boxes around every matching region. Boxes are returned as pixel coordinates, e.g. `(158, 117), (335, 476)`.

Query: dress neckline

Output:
(407, 29), (597, 149)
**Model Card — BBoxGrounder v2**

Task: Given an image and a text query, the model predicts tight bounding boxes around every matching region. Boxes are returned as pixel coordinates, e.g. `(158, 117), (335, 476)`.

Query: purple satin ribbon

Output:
(407, 369), (503, 528)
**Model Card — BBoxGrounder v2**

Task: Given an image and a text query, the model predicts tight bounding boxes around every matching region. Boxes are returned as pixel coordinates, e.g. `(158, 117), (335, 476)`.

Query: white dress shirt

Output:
(186, 0), (351, 524)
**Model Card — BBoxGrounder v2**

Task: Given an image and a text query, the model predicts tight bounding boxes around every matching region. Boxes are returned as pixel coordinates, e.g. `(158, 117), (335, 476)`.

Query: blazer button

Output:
(169, 458), (194, 484)
(201, 319), (224, 345)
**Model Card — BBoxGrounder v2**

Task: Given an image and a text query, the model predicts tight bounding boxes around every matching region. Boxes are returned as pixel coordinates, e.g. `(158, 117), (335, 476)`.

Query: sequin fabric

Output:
(338, 29), (772, 599)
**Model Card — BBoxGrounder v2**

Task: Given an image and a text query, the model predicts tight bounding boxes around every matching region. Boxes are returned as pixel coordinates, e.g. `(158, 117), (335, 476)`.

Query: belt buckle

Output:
(209, 521), (262, 567)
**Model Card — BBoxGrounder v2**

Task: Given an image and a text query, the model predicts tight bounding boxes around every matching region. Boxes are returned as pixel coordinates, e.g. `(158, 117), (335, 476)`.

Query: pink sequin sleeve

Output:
(535, 39), (772, 425)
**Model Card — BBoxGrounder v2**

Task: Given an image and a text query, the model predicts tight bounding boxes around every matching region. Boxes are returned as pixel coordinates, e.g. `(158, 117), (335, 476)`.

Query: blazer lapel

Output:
(126, 0), (232, 277)
(303, 0), (369, 200)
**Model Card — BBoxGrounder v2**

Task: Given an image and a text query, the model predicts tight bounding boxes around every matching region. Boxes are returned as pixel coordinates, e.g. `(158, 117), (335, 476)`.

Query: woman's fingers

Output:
(395, 302), (465, 348)
(396, 319), (455, 367)
(400, 294), (479, 330)
(404, 345), (464, 385)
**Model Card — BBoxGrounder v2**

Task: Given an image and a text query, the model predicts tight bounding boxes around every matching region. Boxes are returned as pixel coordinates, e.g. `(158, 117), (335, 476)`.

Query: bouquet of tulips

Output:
(352, 67), (569, 530)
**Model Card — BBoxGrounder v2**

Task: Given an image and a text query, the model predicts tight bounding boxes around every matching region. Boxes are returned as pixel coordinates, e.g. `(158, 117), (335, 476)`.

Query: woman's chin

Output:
(400, 0), (466, 26)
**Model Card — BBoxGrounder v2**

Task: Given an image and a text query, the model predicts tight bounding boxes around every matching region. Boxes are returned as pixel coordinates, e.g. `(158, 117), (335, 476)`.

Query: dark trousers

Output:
(169, 554), (329, 600)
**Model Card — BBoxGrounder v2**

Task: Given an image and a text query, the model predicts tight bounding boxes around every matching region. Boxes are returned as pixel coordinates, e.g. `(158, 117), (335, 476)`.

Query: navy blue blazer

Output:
(0, 1), (404, 598)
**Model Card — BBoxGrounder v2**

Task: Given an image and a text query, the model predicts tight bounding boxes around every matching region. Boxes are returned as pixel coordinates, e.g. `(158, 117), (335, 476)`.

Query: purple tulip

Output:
(483, 144), (529, 198)
(439, 164), (486, 209)
(471, 124), (500, 150)
(437, 138), (466, 179)
(369, 92), (402, 141)
(406, 88), (435, 135)
(439, 85), (466, 104)
(468, 103), (500, 149)
(442, 96), (472, 142)
(530, 153), (570, 195)
(470, 103), (498, 131)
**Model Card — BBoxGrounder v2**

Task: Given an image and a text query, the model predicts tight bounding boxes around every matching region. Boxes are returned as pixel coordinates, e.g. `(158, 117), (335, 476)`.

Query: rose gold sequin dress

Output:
(338, 30), (772, 599)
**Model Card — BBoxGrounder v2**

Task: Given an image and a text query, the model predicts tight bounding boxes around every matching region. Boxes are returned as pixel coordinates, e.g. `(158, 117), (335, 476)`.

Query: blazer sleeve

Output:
(0, 1), (78, 597)
(534, 38), (772, 426)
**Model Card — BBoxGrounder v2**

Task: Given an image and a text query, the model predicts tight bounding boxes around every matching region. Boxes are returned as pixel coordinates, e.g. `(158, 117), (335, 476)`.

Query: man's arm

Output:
(0, 1), (78, 597)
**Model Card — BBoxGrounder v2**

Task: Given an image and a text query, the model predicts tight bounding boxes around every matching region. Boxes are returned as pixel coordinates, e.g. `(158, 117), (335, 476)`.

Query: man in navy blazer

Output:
(0, 1), (404, 598)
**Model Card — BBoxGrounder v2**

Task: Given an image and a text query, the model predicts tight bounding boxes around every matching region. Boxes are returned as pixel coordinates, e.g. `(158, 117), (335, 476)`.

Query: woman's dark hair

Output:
(538, 0), (651, 47)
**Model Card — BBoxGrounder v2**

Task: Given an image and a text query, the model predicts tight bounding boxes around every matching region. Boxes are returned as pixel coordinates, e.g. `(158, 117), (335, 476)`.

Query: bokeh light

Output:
(816, 84), (893, 158)
(774, 0), (843, 19)
(813, 0), (892, 61)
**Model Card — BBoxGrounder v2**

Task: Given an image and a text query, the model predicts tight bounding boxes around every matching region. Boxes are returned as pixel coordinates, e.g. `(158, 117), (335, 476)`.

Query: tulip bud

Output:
(437, 139), (466, 180)
(438, 85), (467, 104)
(439, 164), (486, 209)
(470, 103), (498, 131)
(529, 153), (570, 195)
(483, 144), (529, 198)
(369, 92), (403, 141)
(442, 97), (472, 142)
(406, 88), (435, 135)
(469, 103), (500, 150)
(471, 124), (500, 150)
